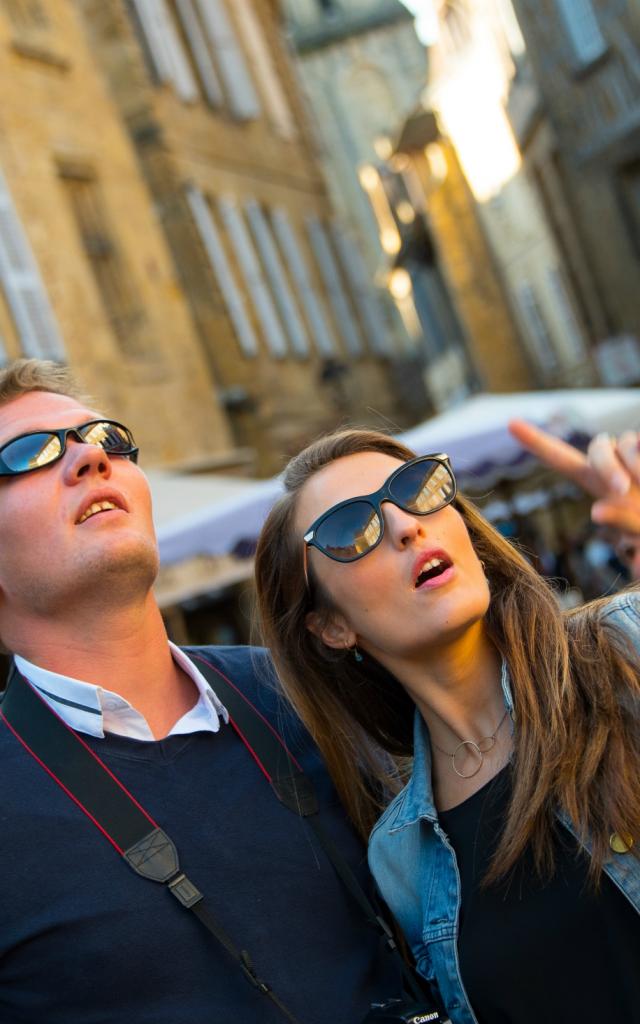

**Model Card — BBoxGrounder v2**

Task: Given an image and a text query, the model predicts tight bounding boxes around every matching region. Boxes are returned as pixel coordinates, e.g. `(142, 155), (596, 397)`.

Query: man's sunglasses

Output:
(0, 420), (138, 477)
(303, 453), (456, 583)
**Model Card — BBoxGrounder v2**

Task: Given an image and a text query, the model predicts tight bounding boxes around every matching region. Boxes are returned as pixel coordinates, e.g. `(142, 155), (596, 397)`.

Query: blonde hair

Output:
(0, 359), (89, 407)
(255, 428), (640, 884)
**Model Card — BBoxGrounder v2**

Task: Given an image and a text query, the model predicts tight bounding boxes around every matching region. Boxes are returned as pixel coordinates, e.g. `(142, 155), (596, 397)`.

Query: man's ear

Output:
(305, 610), (355, 651)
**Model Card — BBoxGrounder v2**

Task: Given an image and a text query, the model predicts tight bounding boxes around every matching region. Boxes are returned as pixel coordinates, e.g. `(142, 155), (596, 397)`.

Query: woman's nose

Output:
(382, 501), (424, 548)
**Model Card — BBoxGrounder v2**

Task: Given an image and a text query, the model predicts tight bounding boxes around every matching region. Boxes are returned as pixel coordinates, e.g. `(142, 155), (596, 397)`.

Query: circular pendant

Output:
(451, 740), (484, 778)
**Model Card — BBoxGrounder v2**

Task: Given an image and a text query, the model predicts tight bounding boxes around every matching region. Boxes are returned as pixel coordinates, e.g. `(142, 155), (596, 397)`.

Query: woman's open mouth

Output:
(414, 553), (454, 589)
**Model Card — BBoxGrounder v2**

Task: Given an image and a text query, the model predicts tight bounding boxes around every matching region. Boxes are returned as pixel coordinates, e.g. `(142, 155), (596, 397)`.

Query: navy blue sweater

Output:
(0, 646), (399, 1024)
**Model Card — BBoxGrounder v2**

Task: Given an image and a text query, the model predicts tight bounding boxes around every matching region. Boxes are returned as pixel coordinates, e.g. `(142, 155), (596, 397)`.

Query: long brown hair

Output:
(255, 428), (640, 883)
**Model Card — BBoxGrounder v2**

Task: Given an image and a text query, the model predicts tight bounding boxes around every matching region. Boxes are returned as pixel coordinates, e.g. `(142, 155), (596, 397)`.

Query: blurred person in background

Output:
(255, 426), (640, 1024)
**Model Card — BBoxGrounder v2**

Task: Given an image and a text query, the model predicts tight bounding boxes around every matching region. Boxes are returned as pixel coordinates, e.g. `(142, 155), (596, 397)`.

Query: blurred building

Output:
(0, 0), (234, 465)
(509, 0), (640, 384)
(284, 0), (484, 412)
(425, 0), (597, 388)
(391, 108), (536, 393)
(77, 0), (412, 473)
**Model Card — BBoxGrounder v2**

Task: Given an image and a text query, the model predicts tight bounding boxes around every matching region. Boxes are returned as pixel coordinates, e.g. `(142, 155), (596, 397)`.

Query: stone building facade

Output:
(509, 0), (640, 384)
(283, 0), (483, 412)
(392, 109), (537, 394)
(77, 0), (411, 473)
(0, 0), (233, 465)
(426, 0), (597, 388)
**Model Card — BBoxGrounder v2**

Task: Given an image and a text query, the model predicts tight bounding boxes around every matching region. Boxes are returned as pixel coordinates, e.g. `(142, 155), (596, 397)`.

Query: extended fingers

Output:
(587, 433), (631, 496)
(617, 430), (640, 484)
(508, 419), (598, 494)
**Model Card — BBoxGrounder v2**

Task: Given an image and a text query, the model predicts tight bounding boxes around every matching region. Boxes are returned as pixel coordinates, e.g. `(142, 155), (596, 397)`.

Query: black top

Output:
(438, 766), (640, 1024)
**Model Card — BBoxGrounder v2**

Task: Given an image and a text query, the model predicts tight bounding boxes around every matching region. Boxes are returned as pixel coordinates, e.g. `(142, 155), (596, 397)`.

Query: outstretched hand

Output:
(508, 420), (640, 578)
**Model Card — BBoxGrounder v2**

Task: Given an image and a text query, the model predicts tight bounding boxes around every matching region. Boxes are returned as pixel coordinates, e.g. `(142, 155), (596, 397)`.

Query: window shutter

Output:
(330, 223), (391, 354)
(175, 0), (223, 107)
(0, 170), (65, 360)
(555, 0), (607, 66)
(271, 208), (336, 356)
(547, 268), (587, 363)
(186, 186), (258, 357)
(516, 282), (558, 373)
(232, 0), (296, 138)
(195, 0), (261, 119)
(306, 217), (363, 356)
(218, 196), (287, 357)
(245, 201), (309, 356)
(131, 0), (199, 102)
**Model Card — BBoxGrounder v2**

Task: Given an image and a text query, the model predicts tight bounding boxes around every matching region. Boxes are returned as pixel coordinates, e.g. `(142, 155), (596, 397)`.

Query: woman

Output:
(254, 427), (640, 1024)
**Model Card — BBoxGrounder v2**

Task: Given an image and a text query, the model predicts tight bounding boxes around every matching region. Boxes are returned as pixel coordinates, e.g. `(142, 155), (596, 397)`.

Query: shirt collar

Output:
(13, 642), (229, 741)
(389, 657), (515, 831)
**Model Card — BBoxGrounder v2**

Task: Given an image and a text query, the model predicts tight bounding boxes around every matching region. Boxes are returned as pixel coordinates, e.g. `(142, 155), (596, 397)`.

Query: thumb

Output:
(592, 498), (640, 536)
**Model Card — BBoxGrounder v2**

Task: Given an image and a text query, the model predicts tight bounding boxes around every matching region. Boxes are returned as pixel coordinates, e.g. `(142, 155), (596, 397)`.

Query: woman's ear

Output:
(305, 610), (355, 651)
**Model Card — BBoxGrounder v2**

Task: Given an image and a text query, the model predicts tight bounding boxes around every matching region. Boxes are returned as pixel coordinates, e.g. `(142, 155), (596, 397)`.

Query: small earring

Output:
(346, 641), (363, 662)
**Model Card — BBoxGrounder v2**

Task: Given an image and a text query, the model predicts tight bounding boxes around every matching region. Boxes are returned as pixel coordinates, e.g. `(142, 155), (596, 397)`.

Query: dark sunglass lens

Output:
(316, 501), (381, 560)
(390, 459), (455, 513)
(81, 421), (134, 453)
(2, 433), (62, 472)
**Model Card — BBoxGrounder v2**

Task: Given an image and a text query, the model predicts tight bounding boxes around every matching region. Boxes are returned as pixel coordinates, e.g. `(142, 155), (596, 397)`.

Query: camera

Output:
(362, 998), (452, 1023)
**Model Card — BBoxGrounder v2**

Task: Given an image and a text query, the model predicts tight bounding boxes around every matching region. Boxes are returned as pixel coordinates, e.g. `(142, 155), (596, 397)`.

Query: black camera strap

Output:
(0, 655), (433, 1021)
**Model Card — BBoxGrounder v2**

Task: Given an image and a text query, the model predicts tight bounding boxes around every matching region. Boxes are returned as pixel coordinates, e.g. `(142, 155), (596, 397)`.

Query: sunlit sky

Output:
(398, 0), (439, 44)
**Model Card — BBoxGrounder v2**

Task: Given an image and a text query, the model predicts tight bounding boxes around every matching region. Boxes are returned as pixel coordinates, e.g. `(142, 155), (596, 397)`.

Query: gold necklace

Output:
(431, 707), (510, 779)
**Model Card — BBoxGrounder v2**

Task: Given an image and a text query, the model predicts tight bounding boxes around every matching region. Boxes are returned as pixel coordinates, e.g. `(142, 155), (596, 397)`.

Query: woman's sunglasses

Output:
(0, 420), (138, 477)
(303, 454), (456, 584)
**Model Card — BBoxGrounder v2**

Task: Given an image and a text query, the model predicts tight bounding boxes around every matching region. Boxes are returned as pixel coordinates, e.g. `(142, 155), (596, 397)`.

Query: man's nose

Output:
(382, 501), (424, 548)
(61, 439), (112, 483)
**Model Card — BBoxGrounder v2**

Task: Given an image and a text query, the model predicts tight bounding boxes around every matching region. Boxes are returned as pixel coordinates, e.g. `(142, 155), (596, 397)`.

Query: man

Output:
(509, 418), (640, 580)
(0, 360), (400, 1024)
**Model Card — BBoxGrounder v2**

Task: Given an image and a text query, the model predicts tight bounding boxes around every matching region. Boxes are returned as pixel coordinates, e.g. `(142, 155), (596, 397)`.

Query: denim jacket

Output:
(368, 590), (640, 1024)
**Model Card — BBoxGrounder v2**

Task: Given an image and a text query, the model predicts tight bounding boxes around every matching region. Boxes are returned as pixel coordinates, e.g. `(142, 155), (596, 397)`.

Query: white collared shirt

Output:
(13, 643), (229, 741)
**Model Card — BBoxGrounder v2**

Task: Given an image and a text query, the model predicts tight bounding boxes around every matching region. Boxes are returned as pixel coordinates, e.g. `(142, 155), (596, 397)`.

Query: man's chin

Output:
(74, 540), (160, 598)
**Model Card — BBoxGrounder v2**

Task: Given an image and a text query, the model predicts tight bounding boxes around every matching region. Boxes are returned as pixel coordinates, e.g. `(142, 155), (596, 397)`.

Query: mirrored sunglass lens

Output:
(316, 501), (381, 559)
(2, 433), (62, 471)
(390, 460), (455, 513)
(81, 421), (133, 452)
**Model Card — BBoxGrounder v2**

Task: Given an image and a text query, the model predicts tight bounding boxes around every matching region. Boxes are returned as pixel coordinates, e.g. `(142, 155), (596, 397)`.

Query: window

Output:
(270, 208), (336, 356)
(515, 282), (558, 373)
(554, 0), (607, 68)
(407, 264), (449, 360)
(130, 0), (200, 101)
(546, 268), (587, 363)
(618, 160), (640, 260)
(218, 196), (287, 357)
(174, 0), (223, 107)
(191, 0), (260, 119)
(306, 217), (363, 356)
(61, 168), (148, 357)
(1, 0), (48, 31)
(245, 201), (309, 356)
(186, 185), (258, 357)
(0, 167), (64, 360)
(231, 0), (296, 138)
(330, 223), (391, 355)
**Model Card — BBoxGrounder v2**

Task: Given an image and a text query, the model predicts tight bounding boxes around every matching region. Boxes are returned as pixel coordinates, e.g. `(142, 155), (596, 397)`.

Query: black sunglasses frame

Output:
(303, 453), (456, 584)
(0, 419), (139, 477)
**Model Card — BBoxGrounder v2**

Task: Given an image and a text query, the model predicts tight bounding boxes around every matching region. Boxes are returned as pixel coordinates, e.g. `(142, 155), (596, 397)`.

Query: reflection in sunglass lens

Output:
(81, 421), (132, 452)
(316, 500), (382, 560)
(389, 459), (455, 513)
(2, 433), (63, 472)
